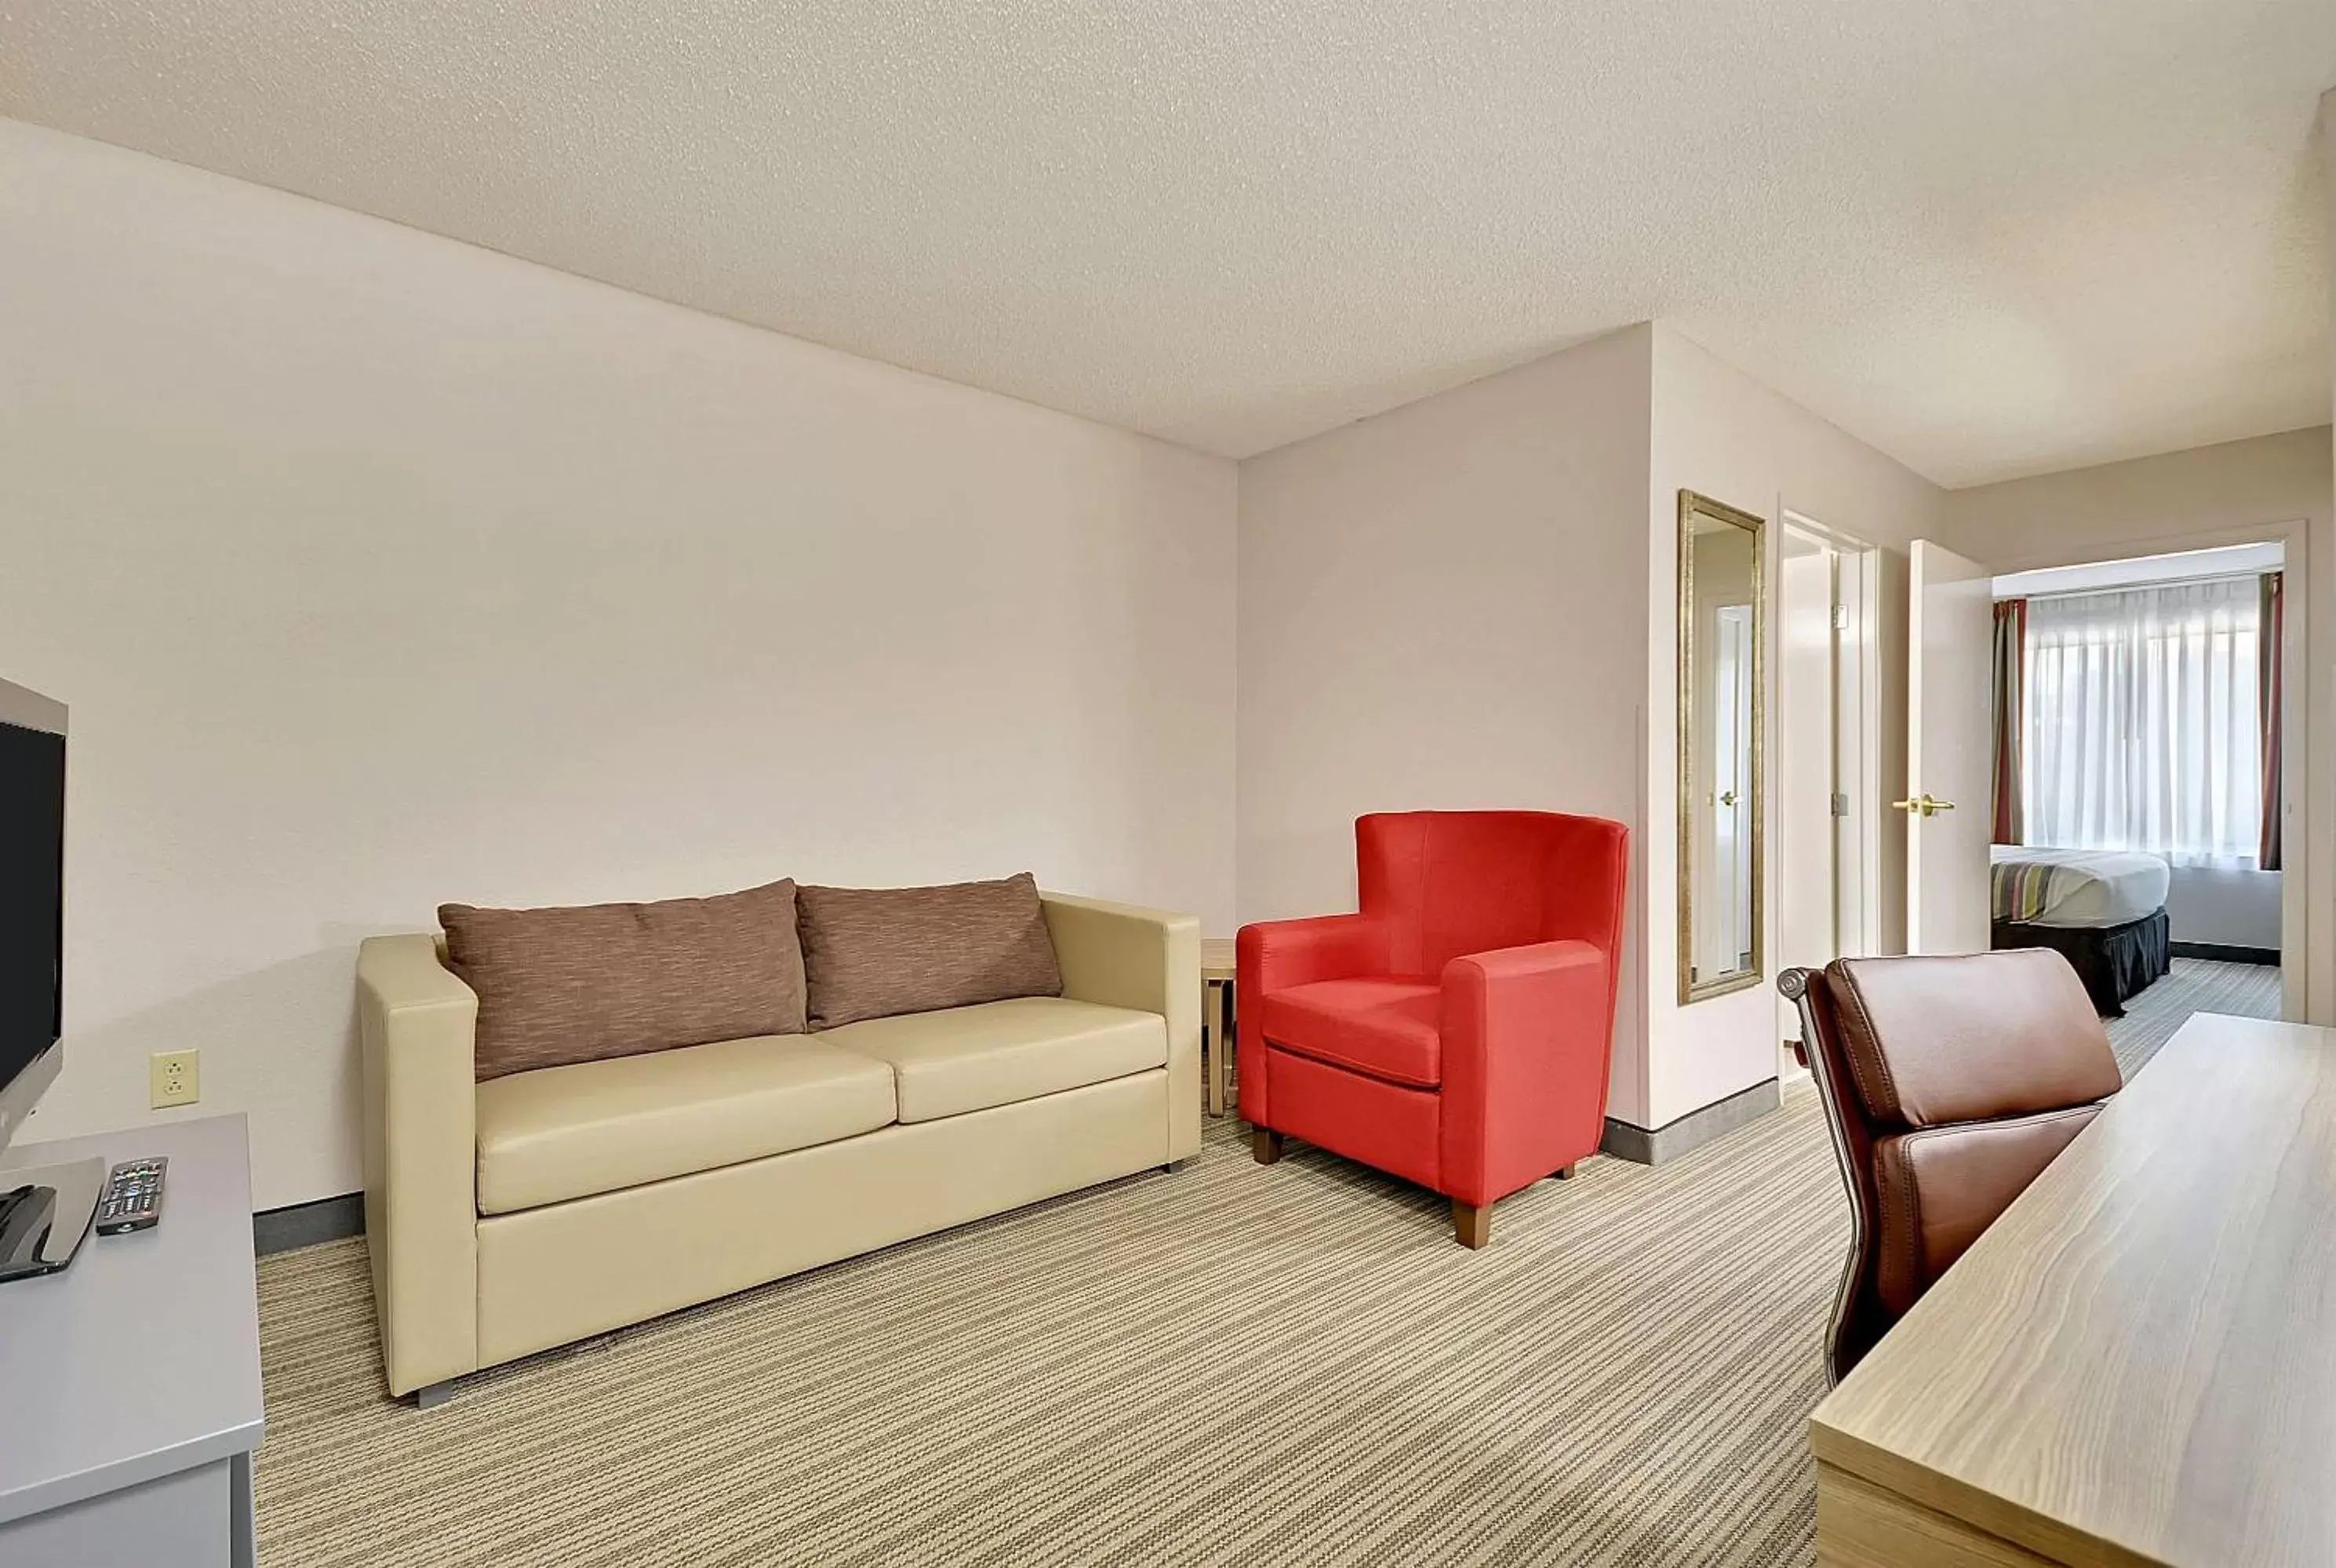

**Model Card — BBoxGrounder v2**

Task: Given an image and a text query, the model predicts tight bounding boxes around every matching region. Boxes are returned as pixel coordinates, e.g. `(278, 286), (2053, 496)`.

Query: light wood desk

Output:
(1810, 1013), (2336, 1567)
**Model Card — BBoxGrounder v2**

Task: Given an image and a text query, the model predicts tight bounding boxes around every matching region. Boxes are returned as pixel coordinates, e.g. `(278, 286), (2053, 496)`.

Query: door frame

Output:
(1781, 509), (1886, 959)
(1774, 510), (1886, 1077)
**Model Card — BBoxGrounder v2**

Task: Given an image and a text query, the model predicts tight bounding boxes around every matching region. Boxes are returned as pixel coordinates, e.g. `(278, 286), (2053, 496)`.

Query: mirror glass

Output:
(1678, 491), (1764, 1003)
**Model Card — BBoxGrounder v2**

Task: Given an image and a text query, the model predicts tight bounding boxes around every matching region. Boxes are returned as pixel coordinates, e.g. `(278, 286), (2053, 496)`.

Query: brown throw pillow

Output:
(798, 872), (1064, 1029)
(441, 879), (807, 1082)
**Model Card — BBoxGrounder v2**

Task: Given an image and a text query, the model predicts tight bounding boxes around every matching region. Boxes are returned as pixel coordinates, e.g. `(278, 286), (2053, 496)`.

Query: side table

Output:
(1201, 937), (1236, 1117)
(0, 1113), (264, 1568)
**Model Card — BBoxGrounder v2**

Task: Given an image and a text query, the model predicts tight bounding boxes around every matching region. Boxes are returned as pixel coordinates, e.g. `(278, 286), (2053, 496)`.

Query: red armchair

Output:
(1238, 810), (1629, 1248)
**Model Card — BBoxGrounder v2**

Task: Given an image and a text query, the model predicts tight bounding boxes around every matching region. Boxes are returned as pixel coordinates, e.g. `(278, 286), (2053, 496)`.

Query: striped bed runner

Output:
(1992, 857), (2065, 922)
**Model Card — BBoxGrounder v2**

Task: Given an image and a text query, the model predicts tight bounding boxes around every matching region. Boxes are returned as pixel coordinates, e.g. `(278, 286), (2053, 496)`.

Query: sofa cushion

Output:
(797, 872), (1064, 1029)
(443, 879), (808, 1082)
(1261, 977), (1443, 1089)
(815, 996), (1164, 1122)
(475, 1034), (895, 1213)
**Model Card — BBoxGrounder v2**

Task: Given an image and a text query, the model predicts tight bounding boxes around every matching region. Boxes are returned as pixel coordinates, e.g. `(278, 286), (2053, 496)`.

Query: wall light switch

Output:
(150, 1050), (200, 1109)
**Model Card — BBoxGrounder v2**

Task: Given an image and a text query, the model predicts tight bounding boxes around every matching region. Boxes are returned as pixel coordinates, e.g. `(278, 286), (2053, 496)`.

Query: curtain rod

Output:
(1997, 566), (2278, 606)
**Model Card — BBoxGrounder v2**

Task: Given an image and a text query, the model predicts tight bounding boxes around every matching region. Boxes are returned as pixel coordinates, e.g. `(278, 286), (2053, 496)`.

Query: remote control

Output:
(95, 1157), (166, 1235)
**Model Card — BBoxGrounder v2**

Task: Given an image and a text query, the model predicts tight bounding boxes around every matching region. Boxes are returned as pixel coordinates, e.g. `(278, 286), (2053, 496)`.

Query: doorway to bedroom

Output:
(1989, 540), (2291, 1076)
(1774, 513), (1887, 1071)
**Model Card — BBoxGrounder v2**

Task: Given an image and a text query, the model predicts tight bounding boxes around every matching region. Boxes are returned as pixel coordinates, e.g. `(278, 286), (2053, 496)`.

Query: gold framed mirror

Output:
(1677, 489), (1765, 1004)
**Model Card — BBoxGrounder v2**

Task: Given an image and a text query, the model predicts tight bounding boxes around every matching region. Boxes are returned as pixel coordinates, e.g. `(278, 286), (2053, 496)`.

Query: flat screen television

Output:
(0, 677), (67, 1161)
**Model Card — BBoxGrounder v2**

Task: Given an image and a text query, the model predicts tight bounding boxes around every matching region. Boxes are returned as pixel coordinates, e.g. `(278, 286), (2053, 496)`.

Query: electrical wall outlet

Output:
(150, 1049), (200, 1109)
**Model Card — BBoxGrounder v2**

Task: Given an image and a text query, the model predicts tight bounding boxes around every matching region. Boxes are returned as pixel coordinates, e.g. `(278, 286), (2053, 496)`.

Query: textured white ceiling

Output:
(2, 2), (2331, 483)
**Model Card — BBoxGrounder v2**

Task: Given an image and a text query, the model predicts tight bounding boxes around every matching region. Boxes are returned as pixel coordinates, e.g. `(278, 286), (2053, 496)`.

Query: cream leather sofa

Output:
(357, 893), (1199, 1404)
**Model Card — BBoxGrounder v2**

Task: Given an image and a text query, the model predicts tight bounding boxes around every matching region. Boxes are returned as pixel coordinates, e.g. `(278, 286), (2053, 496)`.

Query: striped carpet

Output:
(249, 961), (2277, 1567)
(2105, 957), (2282, 1080)
(257, 1104), (1845, 1566)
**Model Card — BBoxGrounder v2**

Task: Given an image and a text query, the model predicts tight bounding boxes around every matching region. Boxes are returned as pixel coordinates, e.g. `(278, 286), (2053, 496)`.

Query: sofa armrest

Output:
(1042, 893), (1201, 1162)
(1439, 939), (1614, 1206)
(1235, 914), (1388, 1127)
(356, 933), (482, 1395)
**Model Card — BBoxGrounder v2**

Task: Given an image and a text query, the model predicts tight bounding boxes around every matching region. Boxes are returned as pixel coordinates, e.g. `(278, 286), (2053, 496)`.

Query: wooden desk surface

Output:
(1200, 937), (1235, 981)
(1810, 1013), (2336, 1566)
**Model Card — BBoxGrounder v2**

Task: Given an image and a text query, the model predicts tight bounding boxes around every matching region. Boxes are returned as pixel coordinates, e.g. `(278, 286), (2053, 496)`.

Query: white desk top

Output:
(0, 1113), (265, 1523)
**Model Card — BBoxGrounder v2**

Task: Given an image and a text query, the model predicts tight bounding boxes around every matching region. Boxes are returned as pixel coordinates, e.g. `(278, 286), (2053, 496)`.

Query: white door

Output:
(1906, 539), (1996, 953)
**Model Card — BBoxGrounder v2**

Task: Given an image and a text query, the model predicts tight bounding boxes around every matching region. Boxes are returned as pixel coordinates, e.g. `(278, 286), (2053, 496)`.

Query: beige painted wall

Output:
(1235, 326), (1656, 1120)
(1941, 427), (2334, 1022)
(0, 121), (1238, 1209)
(1643, 326), (1946, 1130)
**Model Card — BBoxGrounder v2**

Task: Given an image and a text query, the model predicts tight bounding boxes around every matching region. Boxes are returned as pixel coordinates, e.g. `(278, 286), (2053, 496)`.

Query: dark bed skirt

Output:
(1991, 907), (2171, 1018)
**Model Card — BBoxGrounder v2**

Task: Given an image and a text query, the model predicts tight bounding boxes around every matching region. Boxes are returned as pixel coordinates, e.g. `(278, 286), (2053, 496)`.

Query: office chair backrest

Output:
(1781, 948), (2120, 1382)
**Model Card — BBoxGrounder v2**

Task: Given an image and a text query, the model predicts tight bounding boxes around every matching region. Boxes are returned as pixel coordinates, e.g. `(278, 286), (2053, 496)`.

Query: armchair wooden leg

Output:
(1554, 1163), (1577, 1181)
(1452, 1199), (1491, 1250)
(1252, 1128), (1283, 1165)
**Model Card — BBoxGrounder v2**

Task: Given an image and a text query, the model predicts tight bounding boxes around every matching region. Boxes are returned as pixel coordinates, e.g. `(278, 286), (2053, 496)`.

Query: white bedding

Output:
(1990, 846), (2170, 929)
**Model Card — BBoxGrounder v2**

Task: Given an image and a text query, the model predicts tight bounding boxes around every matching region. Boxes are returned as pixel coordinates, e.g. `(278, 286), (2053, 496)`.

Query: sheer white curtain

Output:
(2021, 577), (2262, 868)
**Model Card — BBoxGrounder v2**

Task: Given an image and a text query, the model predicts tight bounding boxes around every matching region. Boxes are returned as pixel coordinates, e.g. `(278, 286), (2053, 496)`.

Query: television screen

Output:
(0, 719), (65, 1103)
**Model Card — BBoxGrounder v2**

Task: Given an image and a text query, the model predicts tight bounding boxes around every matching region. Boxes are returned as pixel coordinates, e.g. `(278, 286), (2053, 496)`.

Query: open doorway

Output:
(1987, 540), (2293, 1076)
(1775, 513), (1885, 1071)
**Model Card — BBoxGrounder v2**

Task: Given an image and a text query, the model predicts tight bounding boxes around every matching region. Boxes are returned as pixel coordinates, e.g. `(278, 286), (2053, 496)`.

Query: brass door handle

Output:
(1891, 794), (1956, 818)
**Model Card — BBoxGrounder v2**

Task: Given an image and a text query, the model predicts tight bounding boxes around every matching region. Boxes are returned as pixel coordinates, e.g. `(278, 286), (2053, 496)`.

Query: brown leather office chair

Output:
(1780, 950), (2120, 1384)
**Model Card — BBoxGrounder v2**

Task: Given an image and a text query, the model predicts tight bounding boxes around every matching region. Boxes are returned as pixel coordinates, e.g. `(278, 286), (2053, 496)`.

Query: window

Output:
(2020, 576), (2262, 868)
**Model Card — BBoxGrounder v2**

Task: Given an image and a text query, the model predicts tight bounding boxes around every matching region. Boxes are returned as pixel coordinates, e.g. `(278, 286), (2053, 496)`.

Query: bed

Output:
(1989, 846), (2172, 1017)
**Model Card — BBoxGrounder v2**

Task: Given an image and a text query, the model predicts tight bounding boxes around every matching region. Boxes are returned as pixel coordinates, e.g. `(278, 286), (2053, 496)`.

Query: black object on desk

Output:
(96, 1157), (167, 1235)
